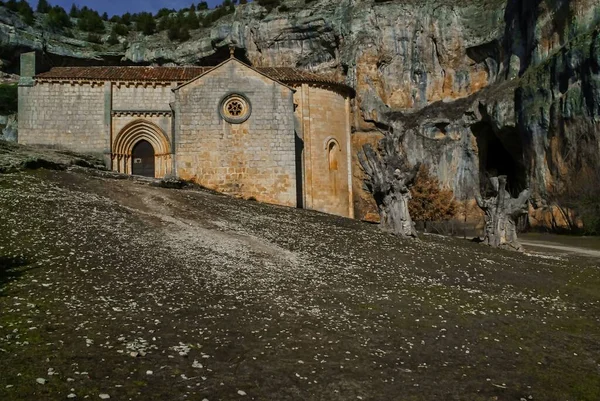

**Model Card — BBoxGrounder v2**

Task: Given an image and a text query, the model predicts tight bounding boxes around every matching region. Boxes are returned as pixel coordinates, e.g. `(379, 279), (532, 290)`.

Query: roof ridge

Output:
(35, 65), (352, 92)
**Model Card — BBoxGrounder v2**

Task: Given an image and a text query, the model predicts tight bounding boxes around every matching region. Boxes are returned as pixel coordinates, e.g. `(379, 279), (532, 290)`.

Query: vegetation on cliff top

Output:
(0, 0), (296, 46)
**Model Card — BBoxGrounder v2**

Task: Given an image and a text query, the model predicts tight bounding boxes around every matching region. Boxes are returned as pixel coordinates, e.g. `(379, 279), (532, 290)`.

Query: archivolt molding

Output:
(113, 119), (171, 157)
(111, 119), (173, 177)
(324, 137), (342, 151)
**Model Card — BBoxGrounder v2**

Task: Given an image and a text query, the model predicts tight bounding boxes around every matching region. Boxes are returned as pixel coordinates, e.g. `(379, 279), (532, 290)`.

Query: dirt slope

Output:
(1, 147), (599, 401)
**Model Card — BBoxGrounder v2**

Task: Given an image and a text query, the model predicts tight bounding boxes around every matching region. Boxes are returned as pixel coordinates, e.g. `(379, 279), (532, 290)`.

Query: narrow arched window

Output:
(327, 140), (339, 171)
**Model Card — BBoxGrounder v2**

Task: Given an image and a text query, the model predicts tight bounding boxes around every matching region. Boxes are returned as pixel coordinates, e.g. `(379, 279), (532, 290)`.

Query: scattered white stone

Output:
(192, 360), (203, 369)
(36, 378), (46, 385)
(237, 390), (247, 396)
(67, 393), (77, 399)
(99, 394), (110, 399)
(146, 370), (153, 375)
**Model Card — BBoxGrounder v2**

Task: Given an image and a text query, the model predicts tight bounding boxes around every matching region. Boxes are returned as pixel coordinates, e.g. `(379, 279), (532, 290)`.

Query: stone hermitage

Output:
(18, 51), (355, 218)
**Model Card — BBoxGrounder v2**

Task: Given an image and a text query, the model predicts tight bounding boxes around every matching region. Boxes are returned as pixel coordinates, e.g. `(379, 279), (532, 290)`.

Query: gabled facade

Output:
(18, 51), (355, 218)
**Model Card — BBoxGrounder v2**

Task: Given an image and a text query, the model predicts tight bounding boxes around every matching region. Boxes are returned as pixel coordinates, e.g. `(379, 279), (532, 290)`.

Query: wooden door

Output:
(132, 140), (155, 177)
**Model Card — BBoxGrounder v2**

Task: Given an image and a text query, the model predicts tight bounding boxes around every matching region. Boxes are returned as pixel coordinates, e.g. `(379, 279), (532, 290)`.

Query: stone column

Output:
(301, 84), (313, 209)
(103, 82), (113, 169)
(345, 96), (354, 219)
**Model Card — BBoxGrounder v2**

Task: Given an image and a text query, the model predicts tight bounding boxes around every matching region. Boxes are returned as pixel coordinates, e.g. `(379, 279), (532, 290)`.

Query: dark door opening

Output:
(295, 132), (304, 208)
(132, 140), (155, 178)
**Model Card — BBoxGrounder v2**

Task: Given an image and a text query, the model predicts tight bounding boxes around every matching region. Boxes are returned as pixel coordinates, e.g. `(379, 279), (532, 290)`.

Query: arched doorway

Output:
(112, 119), (173, 178)
(132, 140), (155, 177)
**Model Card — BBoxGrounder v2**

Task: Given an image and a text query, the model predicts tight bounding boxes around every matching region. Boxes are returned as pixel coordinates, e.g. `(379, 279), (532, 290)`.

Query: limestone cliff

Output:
(1, 0), (599, 226)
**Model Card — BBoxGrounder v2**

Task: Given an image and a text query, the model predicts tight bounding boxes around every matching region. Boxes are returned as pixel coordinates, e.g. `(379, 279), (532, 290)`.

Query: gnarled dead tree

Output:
(358, 138), (420, 238)
(476, 176), (530, 251)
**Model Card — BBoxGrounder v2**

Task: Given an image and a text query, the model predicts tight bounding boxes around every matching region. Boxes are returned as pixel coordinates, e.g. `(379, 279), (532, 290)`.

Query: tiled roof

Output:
(35, 65), (351, 91)
(35, 66), (211, 82)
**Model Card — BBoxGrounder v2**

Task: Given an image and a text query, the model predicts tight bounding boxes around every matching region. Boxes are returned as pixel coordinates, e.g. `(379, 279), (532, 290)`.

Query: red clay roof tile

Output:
(35, 65), (351, 91)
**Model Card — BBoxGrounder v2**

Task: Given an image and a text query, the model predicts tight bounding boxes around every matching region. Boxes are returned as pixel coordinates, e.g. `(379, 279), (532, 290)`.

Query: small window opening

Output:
(328, 141), (339, 171)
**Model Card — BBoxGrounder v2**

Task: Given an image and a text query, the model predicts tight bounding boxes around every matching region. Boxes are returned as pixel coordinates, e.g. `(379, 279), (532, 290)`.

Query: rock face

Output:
(358, 135), (419, 238)
(476, 175), (530, 251)
(0, 114), (17, 142)
(1, 0), (599, 227)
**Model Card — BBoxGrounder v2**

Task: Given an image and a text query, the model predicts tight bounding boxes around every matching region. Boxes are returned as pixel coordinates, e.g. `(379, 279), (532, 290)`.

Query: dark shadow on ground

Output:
(0, 256), (30, 295)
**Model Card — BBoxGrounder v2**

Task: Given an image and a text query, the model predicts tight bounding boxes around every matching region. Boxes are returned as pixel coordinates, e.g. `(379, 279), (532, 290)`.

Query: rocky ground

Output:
(1, 144), (599, 401)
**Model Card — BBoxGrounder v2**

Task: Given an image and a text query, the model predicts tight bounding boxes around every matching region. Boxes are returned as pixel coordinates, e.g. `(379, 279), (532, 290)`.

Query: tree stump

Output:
(359, 142), (420, 238)
(476, 176), (530, 251)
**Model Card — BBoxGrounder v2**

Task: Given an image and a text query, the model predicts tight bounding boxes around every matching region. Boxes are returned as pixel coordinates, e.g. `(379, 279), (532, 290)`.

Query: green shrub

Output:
(155, 7), (174, 19)
(17, 0), (35, 25)
(121, 13), (132, 26)
(36, 0), (51, 13)
(204, 4), (235, 25)
(47, 6), (72, 31)
(0, 84), (18, 115)
(135, 12), (156, 35)
(69, 4), (79, 18)
(106, 32), (119, 45)
(77, 8), (106, 33)
(86, 33), (102, 44)
(166, 18), (192, 43)
(257, 0), (281, 12)
(112, 23), (129, 36)
(185, 10), (200, 29)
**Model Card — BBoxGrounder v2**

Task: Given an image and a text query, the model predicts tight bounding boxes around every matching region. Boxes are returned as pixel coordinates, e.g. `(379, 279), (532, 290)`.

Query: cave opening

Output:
(471, 121), (527, 198)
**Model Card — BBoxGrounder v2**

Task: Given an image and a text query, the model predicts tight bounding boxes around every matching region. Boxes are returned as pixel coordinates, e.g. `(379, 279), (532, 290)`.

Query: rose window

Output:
(220, 94), (251, 123)
(226, 100), (244, 116)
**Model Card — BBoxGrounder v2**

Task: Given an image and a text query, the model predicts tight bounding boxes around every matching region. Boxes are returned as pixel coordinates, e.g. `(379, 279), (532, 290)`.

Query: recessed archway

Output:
(131, 140), (155, 177)
(325, 138), (341, 172)
(112, 119), (172, 178)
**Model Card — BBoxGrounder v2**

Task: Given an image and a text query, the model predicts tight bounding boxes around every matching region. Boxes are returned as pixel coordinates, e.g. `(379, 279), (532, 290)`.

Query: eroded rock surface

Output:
(358, 134), (419, 238)
(476, 175), (530, 251)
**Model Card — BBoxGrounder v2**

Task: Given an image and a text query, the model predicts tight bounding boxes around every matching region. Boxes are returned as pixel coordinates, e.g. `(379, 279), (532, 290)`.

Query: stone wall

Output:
(174, 60), (297, 207)
(18, 82), (106, 154)
(111, 114), (172, 144)
(112, 84), (174, 111)
(295, 84), (353, 217)
(111, 113), (174, 178)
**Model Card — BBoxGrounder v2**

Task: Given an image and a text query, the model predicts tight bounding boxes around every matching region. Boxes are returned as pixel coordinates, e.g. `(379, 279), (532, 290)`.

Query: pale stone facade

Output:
(18, 52), (354, 217)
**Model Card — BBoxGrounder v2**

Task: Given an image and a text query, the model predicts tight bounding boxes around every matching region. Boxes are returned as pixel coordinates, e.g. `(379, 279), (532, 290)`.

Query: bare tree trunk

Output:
(476, 176), (530, 251)
(358, 141), (419, 238)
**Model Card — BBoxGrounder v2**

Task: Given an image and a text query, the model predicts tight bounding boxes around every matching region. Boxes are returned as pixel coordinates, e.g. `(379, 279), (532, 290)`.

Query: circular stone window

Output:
(220, 94), (251, 124)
